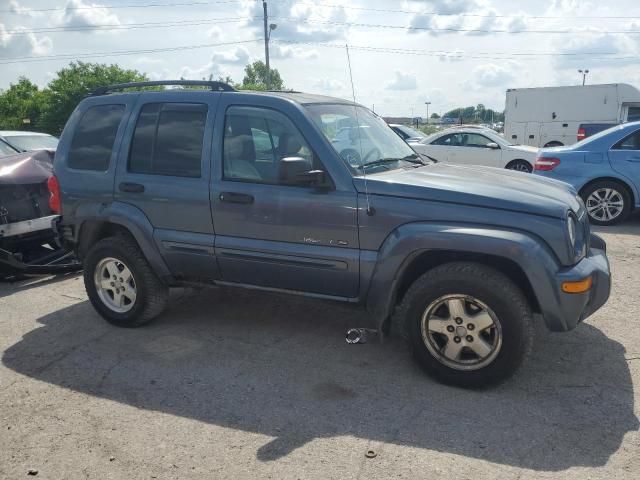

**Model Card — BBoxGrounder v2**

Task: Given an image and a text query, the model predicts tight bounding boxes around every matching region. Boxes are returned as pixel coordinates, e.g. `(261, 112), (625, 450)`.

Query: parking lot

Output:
(0, 218), (638, 479)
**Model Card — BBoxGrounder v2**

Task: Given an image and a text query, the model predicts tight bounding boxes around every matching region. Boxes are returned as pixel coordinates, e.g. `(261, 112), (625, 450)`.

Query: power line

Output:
(271, 17), (640, 35)
(0, 39), (261, 65)
(272, 40), (640, 62)
(1, 38), (637, 65)
(5, 15), (640, 37)
(308, 2), (640, 21)
(0, 0), (249, 14)
(4, 17), (256, 35)
(4, 0), (639, 21)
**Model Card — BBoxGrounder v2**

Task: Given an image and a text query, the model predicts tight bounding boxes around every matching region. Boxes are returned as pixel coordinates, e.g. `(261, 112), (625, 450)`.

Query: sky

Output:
(1, 0), (640, 117)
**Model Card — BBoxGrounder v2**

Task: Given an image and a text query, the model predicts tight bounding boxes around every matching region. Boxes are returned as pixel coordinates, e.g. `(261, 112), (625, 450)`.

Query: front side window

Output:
(129, 103), (207, 178)
(307, 104), (419, 174)
(68, 104), (125, 171)
(223, 106), (318, 185)
(613, 130), (640, 150)
(463, 133), (494, 148)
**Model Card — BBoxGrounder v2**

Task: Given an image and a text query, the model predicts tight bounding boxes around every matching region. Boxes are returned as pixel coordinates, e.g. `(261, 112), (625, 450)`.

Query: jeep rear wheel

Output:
(398, 262), (534, 388)
(84, 235), (168, 327)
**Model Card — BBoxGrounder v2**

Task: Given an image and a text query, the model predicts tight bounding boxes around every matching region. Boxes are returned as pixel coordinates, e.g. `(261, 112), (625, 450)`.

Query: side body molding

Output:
(365, 222), (566, 331)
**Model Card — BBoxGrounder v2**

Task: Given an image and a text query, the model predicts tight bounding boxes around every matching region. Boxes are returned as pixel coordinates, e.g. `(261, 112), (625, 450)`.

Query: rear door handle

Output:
(219, 192), (254, 204)
(119, 182), (145, 193)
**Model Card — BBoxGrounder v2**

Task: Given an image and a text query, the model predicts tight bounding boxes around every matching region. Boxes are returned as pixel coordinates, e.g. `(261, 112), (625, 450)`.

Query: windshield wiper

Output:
(362, 154), (425, 169)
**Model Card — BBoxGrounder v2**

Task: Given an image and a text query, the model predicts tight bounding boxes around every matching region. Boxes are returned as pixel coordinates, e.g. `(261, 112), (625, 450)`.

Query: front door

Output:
(210, 101), (360, 298)
(115, 92), (221, 281)
(448, 132), (501, 167)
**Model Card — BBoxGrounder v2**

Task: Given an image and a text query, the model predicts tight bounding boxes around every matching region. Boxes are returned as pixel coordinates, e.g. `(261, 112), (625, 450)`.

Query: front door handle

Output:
(219, 192), (254, 204)
(119, 182), (145, 193)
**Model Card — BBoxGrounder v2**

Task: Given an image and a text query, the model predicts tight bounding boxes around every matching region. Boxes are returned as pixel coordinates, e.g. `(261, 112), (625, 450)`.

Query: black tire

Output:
(83, 235), (168, 327)
(544, 141), (563, 148)
(580, 180), (631, 226)
(505, 159), (533, 173)
(397, 262), (534, 388)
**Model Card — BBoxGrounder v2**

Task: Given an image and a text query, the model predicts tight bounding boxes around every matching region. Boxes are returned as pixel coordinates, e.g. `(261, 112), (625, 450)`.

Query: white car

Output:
(410, 126), (538, 173)
(0, 131), (59, 152)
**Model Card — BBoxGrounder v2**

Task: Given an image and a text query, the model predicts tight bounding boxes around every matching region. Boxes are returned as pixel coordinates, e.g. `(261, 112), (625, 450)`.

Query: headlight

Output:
(567, 214), (577, 249)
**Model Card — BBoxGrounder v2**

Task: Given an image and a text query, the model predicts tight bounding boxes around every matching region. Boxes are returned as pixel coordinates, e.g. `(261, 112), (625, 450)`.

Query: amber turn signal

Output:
(561, 276), (593, 294)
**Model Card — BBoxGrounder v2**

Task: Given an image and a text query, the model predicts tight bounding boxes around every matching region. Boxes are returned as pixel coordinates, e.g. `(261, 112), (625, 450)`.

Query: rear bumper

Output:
(0, 215), (58, 238)
(543, 234), (611, 331)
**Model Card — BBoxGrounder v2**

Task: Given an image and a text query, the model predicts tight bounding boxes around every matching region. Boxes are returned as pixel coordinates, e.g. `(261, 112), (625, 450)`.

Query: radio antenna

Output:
(345, 43), (373, 216)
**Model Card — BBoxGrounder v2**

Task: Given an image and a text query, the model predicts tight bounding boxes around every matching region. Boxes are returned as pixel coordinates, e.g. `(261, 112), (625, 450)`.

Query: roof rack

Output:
(89, 80), (235, 96)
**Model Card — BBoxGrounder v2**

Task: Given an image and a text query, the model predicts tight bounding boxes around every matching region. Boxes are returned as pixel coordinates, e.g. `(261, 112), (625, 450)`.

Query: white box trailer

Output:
(504, 83), (640, 148)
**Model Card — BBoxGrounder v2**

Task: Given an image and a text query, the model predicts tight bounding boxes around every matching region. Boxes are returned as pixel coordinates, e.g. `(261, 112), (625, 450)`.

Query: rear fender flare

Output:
(73, 201), (171, 279)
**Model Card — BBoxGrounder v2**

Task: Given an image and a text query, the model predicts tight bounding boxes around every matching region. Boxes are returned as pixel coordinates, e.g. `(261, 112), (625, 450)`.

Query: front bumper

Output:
(544, 234), (611, 331)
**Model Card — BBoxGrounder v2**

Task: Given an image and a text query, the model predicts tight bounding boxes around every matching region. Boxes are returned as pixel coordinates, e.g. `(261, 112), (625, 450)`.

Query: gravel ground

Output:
(1, 217), (639, 479)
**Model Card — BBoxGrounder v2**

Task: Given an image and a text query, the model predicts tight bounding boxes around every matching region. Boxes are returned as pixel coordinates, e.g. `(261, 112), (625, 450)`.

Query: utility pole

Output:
(425, 101), (431, 124)
(263, 1), (270, 89)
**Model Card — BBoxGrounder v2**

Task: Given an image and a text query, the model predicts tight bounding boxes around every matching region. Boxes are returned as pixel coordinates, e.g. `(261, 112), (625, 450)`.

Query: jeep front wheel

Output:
(84, 235), (168, 327)
(399, 262), (534, 388)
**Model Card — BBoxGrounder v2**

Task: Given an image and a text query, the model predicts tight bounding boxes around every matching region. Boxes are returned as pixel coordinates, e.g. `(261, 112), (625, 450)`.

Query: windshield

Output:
(306, 104), (419, 174)
(4, 134), (59, 151)
(0, 140), (18, 157)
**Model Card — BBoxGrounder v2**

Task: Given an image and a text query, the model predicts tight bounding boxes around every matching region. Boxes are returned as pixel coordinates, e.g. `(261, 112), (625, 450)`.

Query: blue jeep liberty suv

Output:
(51, 81), (611, 388)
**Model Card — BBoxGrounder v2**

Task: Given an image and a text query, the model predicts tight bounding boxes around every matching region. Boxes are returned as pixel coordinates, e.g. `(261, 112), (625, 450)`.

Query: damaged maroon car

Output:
(0, 150), (80, 278)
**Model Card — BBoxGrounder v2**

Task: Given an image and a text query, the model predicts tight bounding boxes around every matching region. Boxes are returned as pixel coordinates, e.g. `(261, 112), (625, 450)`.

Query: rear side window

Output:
(128, 103), (207, 178)
(68, 104), (125, 171)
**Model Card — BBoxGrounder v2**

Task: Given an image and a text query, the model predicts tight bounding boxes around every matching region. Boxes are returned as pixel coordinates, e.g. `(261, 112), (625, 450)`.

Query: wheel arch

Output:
(73, 201), (172, 280)
(505, 158), (533, 171)
(578, 176), (636, 207)
(544, 141), (564, 147)
(365, 223), (563, 333)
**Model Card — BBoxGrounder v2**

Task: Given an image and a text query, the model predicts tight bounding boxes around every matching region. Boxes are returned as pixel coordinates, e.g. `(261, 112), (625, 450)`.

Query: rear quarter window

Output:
(67, 104), (126, 171)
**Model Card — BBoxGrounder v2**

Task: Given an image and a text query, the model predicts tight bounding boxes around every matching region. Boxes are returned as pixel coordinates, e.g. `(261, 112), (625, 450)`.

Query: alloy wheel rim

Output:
(586, 188), (624, 222)
(94, 257), (137, 313)
(421, 295), (503, 371)
(509, 162), (531, 172)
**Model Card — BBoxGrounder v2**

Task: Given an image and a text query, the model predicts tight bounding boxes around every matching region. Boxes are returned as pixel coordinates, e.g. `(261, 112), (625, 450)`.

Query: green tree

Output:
(40, 62), (147, 134)
(430, 112), (440, 119)
(241, 60), (284, 90)
(0, 77), (47, 131)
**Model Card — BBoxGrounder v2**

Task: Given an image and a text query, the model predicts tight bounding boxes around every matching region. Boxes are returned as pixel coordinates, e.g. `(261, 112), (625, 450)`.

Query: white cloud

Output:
(471, 63), (516, 88)
(312, 78), (345, 92)
(238, 0), (350, 43)
(0, 24), (53, 57)
(271, 45), (318, 60)
(210, 46), (251, 65)
(8, 0), (40, 17)
(385, 71), (418, 90)
(59, 0), (121, 29)
(208, 26), (222, 41)
(552, 31), (639, 69)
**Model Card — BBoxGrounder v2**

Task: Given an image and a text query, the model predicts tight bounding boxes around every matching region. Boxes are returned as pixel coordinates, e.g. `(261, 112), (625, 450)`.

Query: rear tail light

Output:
(577, 127), (586, 141)
(534, 157), (561, 171)
(47, 175), (61, 214)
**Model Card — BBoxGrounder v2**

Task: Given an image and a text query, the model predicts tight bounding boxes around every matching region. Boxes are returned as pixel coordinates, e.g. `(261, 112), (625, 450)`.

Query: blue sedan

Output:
(534, 121), (640, 225)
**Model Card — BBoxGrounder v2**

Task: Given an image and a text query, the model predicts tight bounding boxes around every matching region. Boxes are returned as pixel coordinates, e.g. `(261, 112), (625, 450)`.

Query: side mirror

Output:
(486, 142), (500, 149)
(279, 156), (327, 187)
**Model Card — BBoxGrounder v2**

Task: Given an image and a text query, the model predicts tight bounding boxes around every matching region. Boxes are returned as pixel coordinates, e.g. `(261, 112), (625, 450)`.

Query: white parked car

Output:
(410, 126), (538, 173)
(0, 131), (59, 152)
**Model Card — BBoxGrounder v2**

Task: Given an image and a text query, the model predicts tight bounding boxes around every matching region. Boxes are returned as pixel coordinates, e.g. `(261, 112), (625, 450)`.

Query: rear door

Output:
(115, 92), (221, 281)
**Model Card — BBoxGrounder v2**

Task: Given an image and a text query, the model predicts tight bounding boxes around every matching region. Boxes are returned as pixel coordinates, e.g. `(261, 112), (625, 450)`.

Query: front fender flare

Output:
(365, 222), (565, 331)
